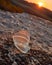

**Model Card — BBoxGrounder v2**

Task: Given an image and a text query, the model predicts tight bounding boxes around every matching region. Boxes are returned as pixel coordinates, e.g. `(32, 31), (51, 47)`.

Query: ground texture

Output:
(0, 10), (52, 65)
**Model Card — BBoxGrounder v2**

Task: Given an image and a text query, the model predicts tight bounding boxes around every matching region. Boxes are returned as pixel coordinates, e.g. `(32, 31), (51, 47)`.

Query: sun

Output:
(38, 2), (43, 7)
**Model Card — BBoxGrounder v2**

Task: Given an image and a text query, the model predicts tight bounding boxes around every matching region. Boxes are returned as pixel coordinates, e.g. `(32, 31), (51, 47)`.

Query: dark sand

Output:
(0, 10), (52, 65)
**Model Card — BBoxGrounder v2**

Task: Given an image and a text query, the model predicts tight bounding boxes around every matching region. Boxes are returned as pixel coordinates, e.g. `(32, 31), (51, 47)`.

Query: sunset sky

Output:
(26, 0), (52, 11)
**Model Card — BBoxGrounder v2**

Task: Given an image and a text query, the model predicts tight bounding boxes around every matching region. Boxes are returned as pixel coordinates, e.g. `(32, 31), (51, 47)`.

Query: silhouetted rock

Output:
(0, 0), (23, 13)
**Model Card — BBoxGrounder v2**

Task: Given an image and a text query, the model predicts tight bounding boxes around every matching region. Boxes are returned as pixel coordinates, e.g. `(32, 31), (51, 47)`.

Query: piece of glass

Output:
(13, 30), (30, 53)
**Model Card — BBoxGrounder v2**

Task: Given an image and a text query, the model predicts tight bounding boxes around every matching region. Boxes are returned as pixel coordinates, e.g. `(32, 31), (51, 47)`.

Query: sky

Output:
(26, 0), (52, 11)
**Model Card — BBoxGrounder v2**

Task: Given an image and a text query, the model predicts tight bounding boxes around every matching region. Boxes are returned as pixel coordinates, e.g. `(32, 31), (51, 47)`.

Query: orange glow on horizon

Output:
(26, 0), (52, 11)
